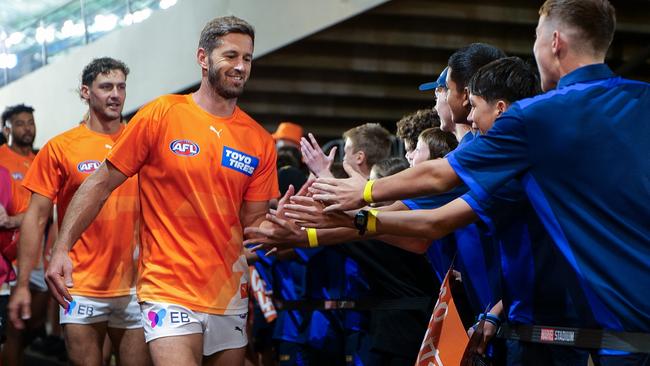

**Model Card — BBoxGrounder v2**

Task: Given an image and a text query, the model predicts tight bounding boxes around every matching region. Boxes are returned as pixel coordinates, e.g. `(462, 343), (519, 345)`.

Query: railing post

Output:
(80, 0), (89, 44)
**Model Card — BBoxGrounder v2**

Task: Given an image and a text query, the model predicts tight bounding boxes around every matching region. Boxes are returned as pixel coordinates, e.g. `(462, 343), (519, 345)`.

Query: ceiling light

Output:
(88, 14), (119, 33)
(4, 32), (26, 48)
(132, 8), (152, 23)
(35, 26), (55, 44)
(0, 53), (18, 69)
(160, 0), (177, 10)
(59, 20), (85, 39)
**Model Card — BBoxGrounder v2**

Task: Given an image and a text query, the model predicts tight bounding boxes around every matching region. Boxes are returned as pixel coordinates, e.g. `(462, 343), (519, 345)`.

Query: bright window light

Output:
(133, 8), (152, 23)
(0, 53), (18, 69)
(88, 14), (119, 33)
(59, 20), (85, 39)
(121, 13), (134, 26)
(35, 26), (56, 44)
(160, 0), (177, 10)
(4, 32), (26, 48)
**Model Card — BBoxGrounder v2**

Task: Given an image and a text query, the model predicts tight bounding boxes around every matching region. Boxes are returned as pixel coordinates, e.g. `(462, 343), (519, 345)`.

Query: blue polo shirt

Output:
(462, 183), (585, 327)
(448, 64), (650, 332)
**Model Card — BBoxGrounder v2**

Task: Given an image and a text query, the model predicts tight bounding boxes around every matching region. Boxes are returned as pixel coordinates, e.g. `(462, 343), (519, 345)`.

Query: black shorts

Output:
(0, 295), (9, 344)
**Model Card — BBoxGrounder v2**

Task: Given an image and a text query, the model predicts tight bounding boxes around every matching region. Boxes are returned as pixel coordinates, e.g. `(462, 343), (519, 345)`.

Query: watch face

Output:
(354, 210), (368, 230)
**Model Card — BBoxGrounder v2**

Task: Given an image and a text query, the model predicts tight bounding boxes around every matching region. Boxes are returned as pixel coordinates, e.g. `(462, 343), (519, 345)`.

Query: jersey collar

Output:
(557, 63), (615, 89)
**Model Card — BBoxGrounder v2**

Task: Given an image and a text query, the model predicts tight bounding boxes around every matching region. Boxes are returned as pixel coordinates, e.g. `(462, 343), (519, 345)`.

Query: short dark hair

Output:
(199, 16), (255, 55)
(396, 109), (440, 149)
(81, 57), (129, 87)
(371, 157), (409, 179)
(418, 127), (458, 159)
(2, 104), (35, 127)
(468, 57), (542, 105)
(539, 0), (615, 56)
(343, 123), (391, 168)
(448, 43), (506, 89)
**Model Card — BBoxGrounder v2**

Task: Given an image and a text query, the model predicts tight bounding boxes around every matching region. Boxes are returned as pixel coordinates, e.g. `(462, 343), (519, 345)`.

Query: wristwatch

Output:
(354, 210), (369, 235)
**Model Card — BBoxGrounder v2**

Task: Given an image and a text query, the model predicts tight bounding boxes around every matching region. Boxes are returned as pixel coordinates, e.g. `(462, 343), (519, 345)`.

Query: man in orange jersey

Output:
(1, 104), (36, 182)
(8, 58), (150, 366)
(46, 17), (279, 366)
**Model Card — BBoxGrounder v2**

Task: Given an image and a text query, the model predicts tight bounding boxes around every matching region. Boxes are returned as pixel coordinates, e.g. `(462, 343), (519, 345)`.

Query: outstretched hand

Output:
(284, 196), (353, 229)
(311, 162), (368, 212)
(243, 177), (318, 253)
(243, 212), (307, 251)
(301, 133), (337, 178)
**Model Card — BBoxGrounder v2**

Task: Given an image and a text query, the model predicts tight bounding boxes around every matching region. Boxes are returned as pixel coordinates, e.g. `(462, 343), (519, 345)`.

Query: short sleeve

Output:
(106, 100), (159, 177)
(447, 106), (531, 202)
(8, 179), (30, 215)
(22, 141), (64, 201)
(460, 181), (527, 235)
(402, 185), (470, 211)
(243, 135), (279, 201)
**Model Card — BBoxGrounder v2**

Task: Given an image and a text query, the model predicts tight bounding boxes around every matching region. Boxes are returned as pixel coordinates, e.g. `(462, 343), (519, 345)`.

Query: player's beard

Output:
(208, 58), (245, 100)
(13, 132), (34, 147)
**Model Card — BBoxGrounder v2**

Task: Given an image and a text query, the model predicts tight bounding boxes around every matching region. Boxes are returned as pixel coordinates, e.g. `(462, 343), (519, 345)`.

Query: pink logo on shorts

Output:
(65, 300), (77, 315)
(148, 309), (167, 328)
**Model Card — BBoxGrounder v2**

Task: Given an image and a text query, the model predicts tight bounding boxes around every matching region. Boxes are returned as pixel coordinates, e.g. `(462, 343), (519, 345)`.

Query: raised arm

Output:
(45, 161), (127, 306)
(286, 195), (477, 241)
(312, 158), (462, 212)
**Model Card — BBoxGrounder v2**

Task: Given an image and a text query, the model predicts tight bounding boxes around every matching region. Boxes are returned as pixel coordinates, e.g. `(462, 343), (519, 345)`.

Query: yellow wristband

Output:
(363, 180), (375, 203)
(367, 209), (379, 233)
(307, 228), (319, 248)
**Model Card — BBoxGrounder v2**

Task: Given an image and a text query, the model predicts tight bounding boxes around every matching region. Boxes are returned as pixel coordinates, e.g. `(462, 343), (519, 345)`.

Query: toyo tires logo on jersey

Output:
(77, 160), (101, 173)
(222, 146), (259, 176)
(169, 139), (200, 156)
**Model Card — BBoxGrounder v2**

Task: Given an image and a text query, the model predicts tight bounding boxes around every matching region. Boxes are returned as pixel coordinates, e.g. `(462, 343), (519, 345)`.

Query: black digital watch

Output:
(354, 210), (369, 235)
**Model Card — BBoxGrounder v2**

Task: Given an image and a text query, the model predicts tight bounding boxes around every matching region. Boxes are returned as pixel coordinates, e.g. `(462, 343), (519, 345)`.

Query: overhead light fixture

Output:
(160, 0), (177, 10)
(0, 53), (18, 69)
(4, 32), (26, 48)
(121, 13), (134, 26)
(121, 8), (151, 27)
(88, 14), (119, 33)
(35, 26), (55, 44)
(59, 20), (85, 39)
(133, 8), (152, 23)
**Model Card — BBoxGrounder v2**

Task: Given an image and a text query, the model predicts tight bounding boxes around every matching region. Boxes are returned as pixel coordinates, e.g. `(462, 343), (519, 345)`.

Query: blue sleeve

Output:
(447, 106), (531, 202)
(461, 181), (528, 235)
(401, 185), (470, 211)
(401, 198), (422, 210)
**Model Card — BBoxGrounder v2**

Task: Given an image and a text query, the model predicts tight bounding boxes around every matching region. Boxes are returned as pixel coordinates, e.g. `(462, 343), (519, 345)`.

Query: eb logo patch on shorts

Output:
(222, 146), (259, 176)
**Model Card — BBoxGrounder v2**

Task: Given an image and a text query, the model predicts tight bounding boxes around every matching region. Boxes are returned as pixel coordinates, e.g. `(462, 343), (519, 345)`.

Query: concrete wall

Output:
(0, 0), (388, 147)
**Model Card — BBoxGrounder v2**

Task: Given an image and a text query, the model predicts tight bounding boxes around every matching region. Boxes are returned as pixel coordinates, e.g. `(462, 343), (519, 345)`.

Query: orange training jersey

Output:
(0, 144), (35, 181)
(106, 94), (279, 315)
(22, 124), (139, 297)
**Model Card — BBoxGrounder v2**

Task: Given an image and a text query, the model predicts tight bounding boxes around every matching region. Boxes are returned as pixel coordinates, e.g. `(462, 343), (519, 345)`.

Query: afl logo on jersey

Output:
(77, 160), (101, 174)
(169, 140), (200, 156)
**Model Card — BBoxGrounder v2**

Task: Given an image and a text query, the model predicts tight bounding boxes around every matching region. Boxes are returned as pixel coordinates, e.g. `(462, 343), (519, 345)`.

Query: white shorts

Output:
(60, 293), (142, 329)
(141, 302), (247, 356)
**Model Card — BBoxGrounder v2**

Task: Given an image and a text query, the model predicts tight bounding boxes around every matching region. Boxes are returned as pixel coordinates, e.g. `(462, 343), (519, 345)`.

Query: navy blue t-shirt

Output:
(448, 64), (650, 332)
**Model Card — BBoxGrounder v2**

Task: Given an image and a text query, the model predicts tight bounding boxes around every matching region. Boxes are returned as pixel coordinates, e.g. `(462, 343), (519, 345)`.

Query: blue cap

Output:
(419, 67), (448, 91)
